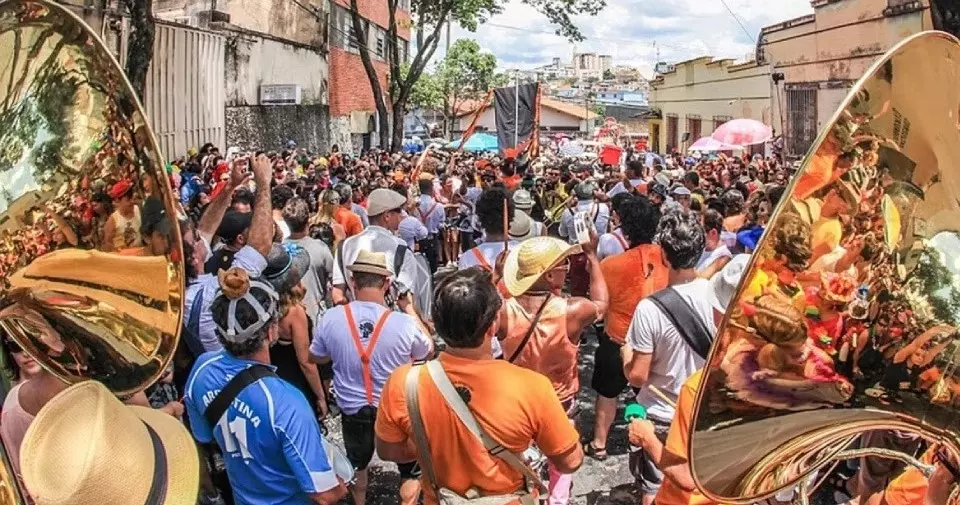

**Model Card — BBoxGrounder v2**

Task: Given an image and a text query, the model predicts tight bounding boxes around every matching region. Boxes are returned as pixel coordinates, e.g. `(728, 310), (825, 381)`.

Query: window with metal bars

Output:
(686, 115), (702, 142)
(786, 88), (818, 157)
(666, 115), (679, 153)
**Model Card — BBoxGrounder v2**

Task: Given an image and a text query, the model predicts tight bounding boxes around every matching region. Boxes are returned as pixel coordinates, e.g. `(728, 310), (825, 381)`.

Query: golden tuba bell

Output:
(689, 31), (960, 504)
(0, 0), (183, 401)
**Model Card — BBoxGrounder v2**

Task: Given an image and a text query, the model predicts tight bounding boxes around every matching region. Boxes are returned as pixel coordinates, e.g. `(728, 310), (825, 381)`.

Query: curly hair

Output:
(656, 210), (705, 270)
(769, 213), (812, 272)
(271, 185), (295, 211)
(722, 189), (745, 216)
(475, 187), (515, 235)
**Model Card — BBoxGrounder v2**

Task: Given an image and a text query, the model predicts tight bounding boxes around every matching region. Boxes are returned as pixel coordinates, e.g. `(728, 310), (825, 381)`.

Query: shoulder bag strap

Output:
(507, 296), (552, 363)
(182, 287), (206, 358)
(394, 244), (408, 277)
(471, 247), (492, 271)
(424, 360), (543, 491)
(404, 365), (441, 494)
(647, 287), (713, 360)
(344, 305), (392, 404)
(204, 365), (279, 427)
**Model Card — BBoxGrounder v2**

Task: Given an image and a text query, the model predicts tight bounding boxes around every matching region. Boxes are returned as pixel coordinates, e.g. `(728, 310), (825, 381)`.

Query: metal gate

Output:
(786, 88), (818, 158)
(666, 114), (678, 153)
(123, 22), (225, 161)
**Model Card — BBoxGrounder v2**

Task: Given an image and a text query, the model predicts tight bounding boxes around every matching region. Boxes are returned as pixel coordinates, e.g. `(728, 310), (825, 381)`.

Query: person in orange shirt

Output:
(587, 195), (667, 461)
(627, 256), (749, 505)
(375, 268), (584, 504)
(334, 183), (365, 237)
(498, 234), (609, 505)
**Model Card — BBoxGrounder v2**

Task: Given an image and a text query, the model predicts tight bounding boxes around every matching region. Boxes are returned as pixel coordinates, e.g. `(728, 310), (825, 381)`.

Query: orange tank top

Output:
(501, 296), (578, 403)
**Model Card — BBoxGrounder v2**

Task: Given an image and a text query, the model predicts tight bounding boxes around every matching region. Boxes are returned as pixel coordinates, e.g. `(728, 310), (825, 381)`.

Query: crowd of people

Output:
(2, 132), (958, 505)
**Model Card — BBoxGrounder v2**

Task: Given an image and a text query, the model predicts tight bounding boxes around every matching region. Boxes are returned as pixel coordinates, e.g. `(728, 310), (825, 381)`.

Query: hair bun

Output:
(217, 267), (251, 299)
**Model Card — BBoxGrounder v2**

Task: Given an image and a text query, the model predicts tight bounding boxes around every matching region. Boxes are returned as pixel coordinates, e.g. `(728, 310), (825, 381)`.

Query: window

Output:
(666, 114), (679, 153)
(686, 115), (702, 142)
(375, 27), (385, 59)
(713, 115), (732, 130)
(786, 88), (818, 157)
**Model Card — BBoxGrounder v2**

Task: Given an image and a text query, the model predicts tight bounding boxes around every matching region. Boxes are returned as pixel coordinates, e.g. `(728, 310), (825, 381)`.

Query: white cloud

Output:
(422, 0), (814, 75)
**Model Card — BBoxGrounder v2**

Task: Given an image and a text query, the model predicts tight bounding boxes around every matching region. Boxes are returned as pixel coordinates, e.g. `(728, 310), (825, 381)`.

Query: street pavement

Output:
(324, 327), (642, 505)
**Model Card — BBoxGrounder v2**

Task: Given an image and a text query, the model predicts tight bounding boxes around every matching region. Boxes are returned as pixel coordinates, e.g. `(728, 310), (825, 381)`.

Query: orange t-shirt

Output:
(334, 206), (364, 237)
(600, 244), (668, 344)
(501, 297), (578, 403)
(503, 174), (522, 192)
(656, 370), (716, 505)
(375, 353), (579, 504)
(883, 448), (935, 505)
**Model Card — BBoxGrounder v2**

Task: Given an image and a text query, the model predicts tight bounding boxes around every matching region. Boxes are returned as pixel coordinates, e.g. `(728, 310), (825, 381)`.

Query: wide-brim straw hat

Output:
(503, 236), (581, 297)
(21, 381), (198, 505)
(347, 250), (393, 278)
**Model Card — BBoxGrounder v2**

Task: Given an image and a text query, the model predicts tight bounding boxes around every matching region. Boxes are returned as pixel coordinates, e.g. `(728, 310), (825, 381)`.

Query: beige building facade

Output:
(759, 0), (932, 158)
(649, 57), (772, 154)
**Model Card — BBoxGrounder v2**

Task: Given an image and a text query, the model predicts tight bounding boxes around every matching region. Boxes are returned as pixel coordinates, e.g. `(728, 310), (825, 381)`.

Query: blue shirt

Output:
(184, 351), (339, 505)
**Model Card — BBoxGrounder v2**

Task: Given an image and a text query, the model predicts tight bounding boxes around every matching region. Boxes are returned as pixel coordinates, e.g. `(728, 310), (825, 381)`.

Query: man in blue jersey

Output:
(184, 265), (348, 505)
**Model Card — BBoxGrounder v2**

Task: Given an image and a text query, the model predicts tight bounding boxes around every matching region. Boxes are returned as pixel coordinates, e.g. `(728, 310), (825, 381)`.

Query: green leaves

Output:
(412, 0), (604, 42)
(407, 66), (444, 111)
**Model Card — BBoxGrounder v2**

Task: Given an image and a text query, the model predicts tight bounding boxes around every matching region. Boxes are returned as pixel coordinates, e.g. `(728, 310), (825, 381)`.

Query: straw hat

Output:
(503, 237), (581, 297)
(21, 381), (198, 505)
(509, 210), (537, 242)
(347, 250), (393, 277)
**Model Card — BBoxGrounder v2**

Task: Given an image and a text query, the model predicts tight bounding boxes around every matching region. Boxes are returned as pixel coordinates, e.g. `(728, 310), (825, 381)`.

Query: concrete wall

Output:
(155, 0), (327, 47)
(225, 105), (329, 151)
(649, 57), (771, 153)
(224, 30), (328, 107)
(759, 0), (932, 156)
(223, 28), (330, 151)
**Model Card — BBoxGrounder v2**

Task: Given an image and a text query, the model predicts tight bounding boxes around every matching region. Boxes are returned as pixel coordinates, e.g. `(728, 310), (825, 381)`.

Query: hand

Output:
(581, 229), (599, 256)
(251, 153), (272, 183)
(628, 419), (656, 449)
(317, 399), (329, 419)
(494, 249), (508, 278)
(229, 157), (253, 188)
(161, 401), (184, 418)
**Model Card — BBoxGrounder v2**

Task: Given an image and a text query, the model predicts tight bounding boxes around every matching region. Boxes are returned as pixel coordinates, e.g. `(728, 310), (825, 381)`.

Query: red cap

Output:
(108, 179), (134, 200)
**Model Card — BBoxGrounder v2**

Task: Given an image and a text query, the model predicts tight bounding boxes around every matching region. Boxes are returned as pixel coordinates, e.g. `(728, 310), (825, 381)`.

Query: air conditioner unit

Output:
(260, 84), (302, 105)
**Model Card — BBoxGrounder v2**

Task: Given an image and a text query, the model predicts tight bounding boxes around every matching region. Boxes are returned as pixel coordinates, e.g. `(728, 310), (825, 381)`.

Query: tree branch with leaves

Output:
(347, 0), (605, 152)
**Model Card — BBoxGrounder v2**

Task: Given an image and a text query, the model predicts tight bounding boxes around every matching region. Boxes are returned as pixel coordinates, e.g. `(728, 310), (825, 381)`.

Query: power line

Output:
(718, 0), (756, 42)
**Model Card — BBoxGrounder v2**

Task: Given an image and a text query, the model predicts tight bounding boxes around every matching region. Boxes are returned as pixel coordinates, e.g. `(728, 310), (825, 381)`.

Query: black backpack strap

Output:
(181, 287), (206, 359)
(647, 287), (713, 360)
(508, 296), (552, 363)
(203, 365), (278, 427)
(394, 244), (408, 276)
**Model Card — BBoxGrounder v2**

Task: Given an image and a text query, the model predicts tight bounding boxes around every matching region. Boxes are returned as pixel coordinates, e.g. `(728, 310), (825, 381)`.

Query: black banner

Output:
(494, 83), (539, 157)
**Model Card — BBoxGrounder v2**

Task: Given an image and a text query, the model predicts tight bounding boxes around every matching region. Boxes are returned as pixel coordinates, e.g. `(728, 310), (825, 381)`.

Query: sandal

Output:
(584, 441), (608, 461)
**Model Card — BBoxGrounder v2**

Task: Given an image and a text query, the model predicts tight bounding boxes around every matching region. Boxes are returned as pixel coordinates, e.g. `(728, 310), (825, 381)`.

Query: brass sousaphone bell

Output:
(690, 31), (960, 503)
(0, 0), (183, 398)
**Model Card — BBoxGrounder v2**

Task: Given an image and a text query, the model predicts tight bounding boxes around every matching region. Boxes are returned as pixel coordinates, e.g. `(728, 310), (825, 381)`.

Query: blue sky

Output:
(431, 0), (815, 77)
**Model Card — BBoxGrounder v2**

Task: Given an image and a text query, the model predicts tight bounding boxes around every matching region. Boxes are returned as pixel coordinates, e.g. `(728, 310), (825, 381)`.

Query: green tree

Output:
(602, 68), (615, 80)
(347, 0), (605, 151)
(436, 39), (508, 137)
(407, 67), (444, 112)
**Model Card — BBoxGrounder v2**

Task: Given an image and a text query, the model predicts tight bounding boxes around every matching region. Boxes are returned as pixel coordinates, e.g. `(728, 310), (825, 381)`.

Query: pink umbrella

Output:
(688, 136), (737, 152)
(711, 118), (773, 146)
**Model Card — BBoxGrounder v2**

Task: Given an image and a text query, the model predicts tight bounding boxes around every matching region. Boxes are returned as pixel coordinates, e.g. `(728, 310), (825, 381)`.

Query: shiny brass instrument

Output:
(689, 31), (960, 504)
(0, 0), (182, 400)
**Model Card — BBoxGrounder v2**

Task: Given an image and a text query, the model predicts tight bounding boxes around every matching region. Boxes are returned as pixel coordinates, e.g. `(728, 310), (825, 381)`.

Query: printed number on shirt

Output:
(219, 416), (253, 459)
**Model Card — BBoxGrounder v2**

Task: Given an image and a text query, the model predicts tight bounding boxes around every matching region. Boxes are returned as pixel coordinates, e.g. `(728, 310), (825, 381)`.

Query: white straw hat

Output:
(20, 381), (199, 505)
(503, 237), (581, 297)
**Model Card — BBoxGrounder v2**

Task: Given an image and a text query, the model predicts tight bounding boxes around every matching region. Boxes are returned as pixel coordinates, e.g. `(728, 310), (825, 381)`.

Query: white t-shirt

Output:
(606, 179), (643, 199)
(309, 301), (432, 415)
(275, 218), (291, 241)
(558, 200), (610, 244)
(626, 278), (717, 423)
(696, 245), (732, 274)
(458, 240), (518, 270)
(597, 228), (629, 261)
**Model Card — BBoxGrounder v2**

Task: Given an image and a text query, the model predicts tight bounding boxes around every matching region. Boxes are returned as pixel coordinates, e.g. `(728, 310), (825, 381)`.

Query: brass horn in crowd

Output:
(0, 0), (183, 399)
(688, 31), (960, 503)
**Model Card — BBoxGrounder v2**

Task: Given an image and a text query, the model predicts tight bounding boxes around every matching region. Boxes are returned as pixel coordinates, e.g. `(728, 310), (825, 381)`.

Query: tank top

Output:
(112, 206), (142, 250)
(501, 296), (578, 403)
(1, 382), (35, 479)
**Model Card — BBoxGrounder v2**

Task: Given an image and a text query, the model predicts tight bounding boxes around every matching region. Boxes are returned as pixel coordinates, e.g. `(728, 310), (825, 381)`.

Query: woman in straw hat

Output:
(20, 380), (199, 505)
(497, 233), (609, 505)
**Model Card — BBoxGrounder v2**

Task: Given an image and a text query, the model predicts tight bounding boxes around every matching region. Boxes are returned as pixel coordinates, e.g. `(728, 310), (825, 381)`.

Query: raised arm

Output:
(198, 158), (252, 243)
(247, 154), (274, 257)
